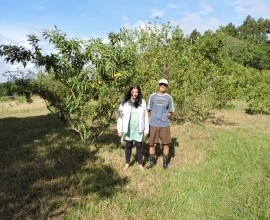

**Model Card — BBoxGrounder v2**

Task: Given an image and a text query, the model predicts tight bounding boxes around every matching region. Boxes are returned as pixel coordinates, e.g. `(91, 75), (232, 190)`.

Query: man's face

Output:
(159, 83), (168, 92)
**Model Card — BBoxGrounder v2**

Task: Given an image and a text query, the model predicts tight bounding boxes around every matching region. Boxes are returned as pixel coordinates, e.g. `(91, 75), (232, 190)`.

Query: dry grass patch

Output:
(170, 123), (210, 166)
(0, 96), (49, 118)
(208, 101), (270, 134)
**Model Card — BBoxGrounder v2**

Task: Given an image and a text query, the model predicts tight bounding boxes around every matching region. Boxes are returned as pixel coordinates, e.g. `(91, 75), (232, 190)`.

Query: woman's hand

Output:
(118, 132), (123, 137)
(144, 133), (149, 138)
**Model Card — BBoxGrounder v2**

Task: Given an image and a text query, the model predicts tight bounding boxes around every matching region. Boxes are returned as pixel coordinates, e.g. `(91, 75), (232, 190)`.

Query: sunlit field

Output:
(0, 97), (269, 219)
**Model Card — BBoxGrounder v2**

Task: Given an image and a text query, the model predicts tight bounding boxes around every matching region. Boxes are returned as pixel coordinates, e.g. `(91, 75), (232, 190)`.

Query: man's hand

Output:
(168, 112), (175, 119)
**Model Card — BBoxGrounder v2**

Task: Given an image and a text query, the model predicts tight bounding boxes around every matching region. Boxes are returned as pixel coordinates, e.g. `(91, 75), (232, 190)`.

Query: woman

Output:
(117, 84), (149, 171)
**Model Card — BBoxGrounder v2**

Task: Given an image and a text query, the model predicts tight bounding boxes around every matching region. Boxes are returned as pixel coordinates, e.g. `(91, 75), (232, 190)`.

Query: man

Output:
(147, 79), (175, 169)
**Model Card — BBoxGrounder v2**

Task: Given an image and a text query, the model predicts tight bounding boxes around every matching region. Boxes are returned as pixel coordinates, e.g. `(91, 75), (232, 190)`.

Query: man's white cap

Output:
(158, 78), (168, 85)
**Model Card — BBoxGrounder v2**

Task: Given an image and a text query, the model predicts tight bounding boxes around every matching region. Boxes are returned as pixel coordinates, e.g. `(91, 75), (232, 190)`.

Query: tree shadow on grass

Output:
(96, 128), (121, 149)
(0, 114), (128, 219)
(245, 108), (270, 115)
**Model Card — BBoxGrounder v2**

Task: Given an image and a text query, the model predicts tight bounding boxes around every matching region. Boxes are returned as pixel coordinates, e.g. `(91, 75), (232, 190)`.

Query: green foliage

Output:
(131, 22), (187, 92)
(224, 37), (270, 70)
(126, 22), (236, 121)
(0, 81), (16, 97)
(188, 29), (202, 44)
(0, 83), (8, 96)
(0, 81), (27, 103)
(244, 70), (270, 114)
(0, 45), (32, 67)
(131, 24), (236, 121)
(220, 16), (270, 71)
(218, 22), (238, 37)
(238, 15), (270, 44)
(0, 27), (137, 148)
(1, 16), (270, 144)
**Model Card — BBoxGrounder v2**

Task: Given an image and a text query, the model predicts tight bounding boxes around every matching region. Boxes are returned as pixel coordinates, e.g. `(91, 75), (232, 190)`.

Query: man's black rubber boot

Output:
(163, 155), (168, 169)
(146, 155), (156, 169)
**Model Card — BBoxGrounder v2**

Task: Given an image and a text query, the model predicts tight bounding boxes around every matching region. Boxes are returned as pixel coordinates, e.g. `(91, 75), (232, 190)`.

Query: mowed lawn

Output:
(0, 97), (269, 219)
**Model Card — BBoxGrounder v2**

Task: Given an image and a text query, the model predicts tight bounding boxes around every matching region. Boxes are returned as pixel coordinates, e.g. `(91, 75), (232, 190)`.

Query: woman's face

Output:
(131, 88), (139, 100)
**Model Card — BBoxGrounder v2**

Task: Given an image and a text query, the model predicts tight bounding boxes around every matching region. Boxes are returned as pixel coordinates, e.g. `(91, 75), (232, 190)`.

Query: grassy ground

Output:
(0, 98), (269, 219)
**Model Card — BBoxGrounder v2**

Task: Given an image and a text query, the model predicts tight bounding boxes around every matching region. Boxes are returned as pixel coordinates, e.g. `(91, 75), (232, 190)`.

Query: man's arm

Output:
(168, 112), (174, 121)
(167, 95), (174, 119)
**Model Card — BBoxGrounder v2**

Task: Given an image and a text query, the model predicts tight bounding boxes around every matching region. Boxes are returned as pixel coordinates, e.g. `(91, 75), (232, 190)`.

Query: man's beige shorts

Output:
(149, 126), (171, 145)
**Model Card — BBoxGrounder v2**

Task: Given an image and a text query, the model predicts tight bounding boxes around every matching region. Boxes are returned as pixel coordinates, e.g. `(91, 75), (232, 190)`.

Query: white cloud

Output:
(167, 4), (178, 9)
(122, 15), (151, 31)
(0, 30), (29, 82)
(132, 20), (150, 30)
(176, 12), (221, 35)
(0, 24), (58, 82)
(122, 15), (131, 29)
(0, 58), (35, 83)
(150, 9), (164, 19)
(197, 2), (214, 15)
(163, 2), (218, 35)
(122, 2), (220, 36)
(0, 23), (44, 45)
(231, 0), (270, 18)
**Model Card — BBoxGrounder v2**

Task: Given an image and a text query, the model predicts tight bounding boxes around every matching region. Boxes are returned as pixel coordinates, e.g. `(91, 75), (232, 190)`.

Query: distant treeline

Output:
(0, 81), (14, 97)
(192, 15), (270, 70)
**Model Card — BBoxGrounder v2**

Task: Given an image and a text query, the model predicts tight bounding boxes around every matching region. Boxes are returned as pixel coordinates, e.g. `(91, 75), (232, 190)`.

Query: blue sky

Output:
(1, 0), (270, 82)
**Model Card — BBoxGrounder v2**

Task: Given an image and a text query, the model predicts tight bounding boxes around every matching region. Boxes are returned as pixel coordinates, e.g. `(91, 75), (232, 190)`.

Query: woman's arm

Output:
(117, 104), (124, 136)
(143, 100), (149, 134)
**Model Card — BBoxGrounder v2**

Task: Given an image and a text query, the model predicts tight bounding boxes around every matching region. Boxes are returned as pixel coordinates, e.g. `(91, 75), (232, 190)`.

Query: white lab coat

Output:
(117, 99), (149, 135)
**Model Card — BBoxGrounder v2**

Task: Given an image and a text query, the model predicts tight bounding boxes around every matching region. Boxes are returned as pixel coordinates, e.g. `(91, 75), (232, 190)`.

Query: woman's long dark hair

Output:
(122, 84), (142, 108)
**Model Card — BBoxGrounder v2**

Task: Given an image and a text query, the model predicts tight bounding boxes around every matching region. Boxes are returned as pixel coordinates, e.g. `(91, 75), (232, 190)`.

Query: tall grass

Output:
(0, 98), (269, 219)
